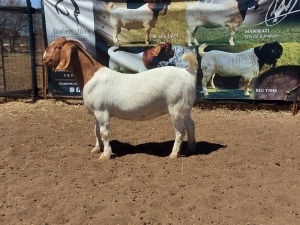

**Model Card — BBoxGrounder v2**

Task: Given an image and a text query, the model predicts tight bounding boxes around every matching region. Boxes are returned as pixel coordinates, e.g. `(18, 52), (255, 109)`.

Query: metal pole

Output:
(0, 39), (7, 92)
(26, 0), (38, 102)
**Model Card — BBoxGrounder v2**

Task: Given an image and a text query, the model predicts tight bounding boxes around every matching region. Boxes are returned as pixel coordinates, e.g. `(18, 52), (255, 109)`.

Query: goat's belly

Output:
(188, 15), (223, 28)
(121, 21), (144, 29)
(202, 21), (223, 28)
(215, 66), (255, 77)
(110, 106), (168, 121)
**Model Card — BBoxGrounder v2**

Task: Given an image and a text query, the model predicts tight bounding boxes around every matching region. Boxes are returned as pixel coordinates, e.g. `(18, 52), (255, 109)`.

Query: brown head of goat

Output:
(43, 37), (103, 91)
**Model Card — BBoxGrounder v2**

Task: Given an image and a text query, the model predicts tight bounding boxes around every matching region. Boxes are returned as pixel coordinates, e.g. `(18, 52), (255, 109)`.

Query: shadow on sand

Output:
(110, 140), (226, 158)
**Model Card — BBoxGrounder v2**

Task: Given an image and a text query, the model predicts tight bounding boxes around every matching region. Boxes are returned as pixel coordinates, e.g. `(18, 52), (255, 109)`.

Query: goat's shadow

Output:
(110, 140), (226, 158)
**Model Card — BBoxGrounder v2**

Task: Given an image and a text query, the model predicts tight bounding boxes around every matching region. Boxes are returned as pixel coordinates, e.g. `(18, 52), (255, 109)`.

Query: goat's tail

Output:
(198, 44), (208, 57)
(181, 52), (198, 75)
(107, 2), (114, 11)
(108, 45), (119, 55)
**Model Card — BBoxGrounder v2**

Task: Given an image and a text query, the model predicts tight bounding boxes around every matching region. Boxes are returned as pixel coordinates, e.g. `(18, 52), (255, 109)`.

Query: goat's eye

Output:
(55, 46), (62, 50)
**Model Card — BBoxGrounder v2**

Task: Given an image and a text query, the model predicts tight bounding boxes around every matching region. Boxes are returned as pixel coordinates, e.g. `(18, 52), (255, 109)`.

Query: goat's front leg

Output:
(91, 122), (104, 154)
(202, 72), (212, 97)
(169, 118), (186, 159)
(94, 111), (113, 160)
(144, 26), (151, 45)
(228, 26), (237, 46)
(243, 77), (251, 96)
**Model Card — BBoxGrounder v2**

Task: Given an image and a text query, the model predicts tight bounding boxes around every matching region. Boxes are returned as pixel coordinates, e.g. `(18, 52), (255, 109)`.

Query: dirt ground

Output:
(1, 100), (299, 225)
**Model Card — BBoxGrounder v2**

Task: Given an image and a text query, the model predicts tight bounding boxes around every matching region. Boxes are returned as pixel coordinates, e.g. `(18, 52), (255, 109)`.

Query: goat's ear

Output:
(152, 45), (162, 57)
(55, 42), (77, 71)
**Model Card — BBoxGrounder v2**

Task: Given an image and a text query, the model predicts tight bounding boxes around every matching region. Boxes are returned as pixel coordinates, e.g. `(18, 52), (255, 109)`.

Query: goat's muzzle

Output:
(43, 57), (54, 69)
(43, 55), (60, 71)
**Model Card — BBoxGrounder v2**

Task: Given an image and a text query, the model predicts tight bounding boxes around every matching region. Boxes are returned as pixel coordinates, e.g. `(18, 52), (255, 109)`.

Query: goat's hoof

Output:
(229, 42), (235, 46)
(99, 152), (112, 160)
(91, 147), (101, 154)
(169, 153), (179, 159)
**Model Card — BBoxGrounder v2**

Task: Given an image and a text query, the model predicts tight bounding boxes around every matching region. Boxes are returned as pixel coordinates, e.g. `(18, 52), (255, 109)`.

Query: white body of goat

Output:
(83, 64), (196, 121)
(43, 37), (198, 159)
(199, 44), (259, 97)
(108, 1), (168, 45)
(185, 0), (259, 46)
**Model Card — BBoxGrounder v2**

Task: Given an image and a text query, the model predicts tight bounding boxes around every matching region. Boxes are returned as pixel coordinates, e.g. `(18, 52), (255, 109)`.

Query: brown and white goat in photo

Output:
(108, 42), (174, 72)
(43, 37), (198, 159)
(185, 0), (260, 46)
(108, 0), (170, 45)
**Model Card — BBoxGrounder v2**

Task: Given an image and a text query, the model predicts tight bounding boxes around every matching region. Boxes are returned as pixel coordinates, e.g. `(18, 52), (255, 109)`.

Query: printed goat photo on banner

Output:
(42, 0), (300, 101)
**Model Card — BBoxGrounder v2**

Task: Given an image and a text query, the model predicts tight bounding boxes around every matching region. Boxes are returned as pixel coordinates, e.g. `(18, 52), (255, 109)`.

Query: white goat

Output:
(108, 0), (170, 45)
(198, 41), (283, 97)
(199, 44), (258, 96)
(43, 37), (198, 159)
(108, 45), (147, 72)
(185, 0), (259, 46)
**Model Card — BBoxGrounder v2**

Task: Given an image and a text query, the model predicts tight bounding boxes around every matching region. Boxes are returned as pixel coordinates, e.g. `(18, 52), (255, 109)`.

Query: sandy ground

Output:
(0, 100), (299, 225)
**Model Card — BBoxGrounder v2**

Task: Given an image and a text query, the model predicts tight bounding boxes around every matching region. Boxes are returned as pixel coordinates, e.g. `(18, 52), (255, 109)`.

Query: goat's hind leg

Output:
(186, 28), (193, 46)
(184, 115), (196, 153)
(209, 74), (216, 89)
(113, 27), (121, 45)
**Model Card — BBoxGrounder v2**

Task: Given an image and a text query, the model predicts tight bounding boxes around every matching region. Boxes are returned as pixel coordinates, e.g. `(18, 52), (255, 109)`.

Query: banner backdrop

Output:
(43, 0), (300, 101)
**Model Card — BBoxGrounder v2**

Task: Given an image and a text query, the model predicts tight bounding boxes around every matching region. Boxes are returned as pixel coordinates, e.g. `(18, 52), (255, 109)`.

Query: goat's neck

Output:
(69, 50), (102, 91)
(148, 3), (165, 18)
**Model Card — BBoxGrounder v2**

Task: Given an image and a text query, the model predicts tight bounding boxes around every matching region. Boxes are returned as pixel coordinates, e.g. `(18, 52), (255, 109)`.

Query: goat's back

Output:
(186, 0), (241, 28)
(109, 5), (152, 22)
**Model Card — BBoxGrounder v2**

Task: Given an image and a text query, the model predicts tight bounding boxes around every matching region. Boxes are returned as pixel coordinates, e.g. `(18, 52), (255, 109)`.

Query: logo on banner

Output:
(265, 0), (299, 26)
(55, 0), (80, 25)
